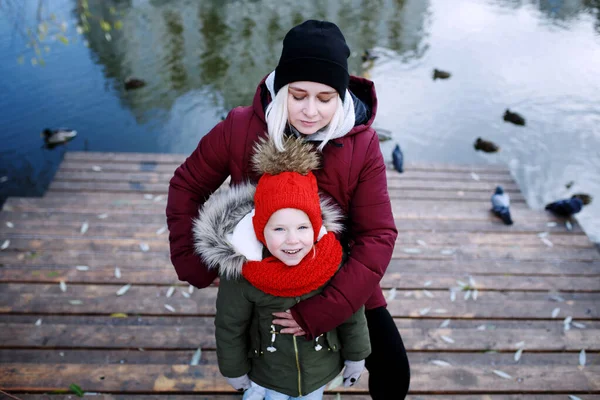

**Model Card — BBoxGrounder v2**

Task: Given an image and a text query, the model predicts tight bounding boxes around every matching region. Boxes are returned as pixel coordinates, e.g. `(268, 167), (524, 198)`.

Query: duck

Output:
(545, 196), (584, 217)
(474, 137), (500, 153)
(124, 77), (146, 90)
(503, 109), (526, 126)
(433, 69), (451, 80)
(361, 49), (378, 63)
(41, 128), (77, 145)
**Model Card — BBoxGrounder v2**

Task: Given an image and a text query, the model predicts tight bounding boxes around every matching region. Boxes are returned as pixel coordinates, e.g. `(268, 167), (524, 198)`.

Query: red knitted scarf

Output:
(242, 232), (342, 297)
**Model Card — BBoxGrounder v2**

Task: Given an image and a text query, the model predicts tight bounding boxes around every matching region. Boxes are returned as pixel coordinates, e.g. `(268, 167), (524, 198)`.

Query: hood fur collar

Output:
(192, 181), (344, 280)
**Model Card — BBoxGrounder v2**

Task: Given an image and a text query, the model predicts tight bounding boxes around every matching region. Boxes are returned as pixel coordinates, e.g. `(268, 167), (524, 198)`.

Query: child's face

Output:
(264, 208), (314, 266)
(287, 81), (338, 135)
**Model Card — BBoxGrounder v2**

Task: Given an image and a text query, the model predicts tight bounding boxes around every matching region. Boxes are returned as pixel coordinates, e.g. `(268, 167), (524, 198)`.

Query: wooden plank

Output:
(0, 217), (583, 240)
(64, 152), (187, 163)
(0, 351), (598, 393)
(1, 316), (597, 351)
(52, 170), (522, 193)
(395, 162), (511, 173)
(388, 188), (526, 202)
(6, 230), (592, 250)
(2, 261), (599, 292)
(1, 284), (598, 319)
(390, 170), (514, 182)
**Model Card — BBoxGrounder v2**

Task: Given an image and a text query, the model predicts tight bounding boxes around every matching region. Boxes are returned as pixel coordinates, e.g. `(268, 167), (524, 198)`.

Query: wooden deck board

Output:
(1, 152), (598, 397)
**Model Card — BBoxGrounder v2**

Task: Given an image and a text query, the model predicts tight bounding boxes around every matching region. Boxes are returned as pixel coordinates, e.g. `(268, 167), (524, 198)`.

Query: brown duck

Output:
(474, 137), (500, 153)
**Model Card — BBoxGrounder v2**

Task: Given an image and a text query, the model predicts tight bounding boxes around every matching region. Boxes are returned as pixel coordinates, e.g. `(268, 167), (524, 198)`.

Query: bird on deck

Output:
(41, 128), (77, 146)
(491, 186), (513, 225)
(545, 196), (585, 217)
(392, 144), (404, 173)
(433, 69), (451, 80)
(503, 109), (526, 126)
(124, 77), (146, 90)
(474, 137), (500, 153)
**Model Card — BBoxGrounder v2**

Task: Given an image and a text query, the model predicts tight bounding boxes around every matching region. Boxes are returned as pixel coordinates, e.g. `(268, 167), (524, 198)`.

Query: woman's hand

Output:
(272, 309), (305, 336)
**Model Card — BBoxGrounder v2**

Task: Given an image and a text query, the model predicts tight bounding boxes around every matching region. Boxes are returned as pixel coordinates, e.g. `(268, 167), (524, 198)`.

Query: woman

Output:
(166, 19), (411, 399)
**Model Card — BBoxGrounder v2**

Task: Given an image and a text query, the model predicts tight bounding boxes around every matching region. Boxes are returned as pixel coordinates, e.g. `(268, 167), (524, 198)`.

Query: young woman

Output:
(166, 19), (411, 399)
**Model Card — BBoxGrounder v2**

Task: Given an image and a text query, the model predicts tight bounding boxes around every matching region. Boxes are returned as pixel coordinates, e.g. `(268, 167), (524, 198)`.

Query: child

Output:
(193, 136), (371, 399)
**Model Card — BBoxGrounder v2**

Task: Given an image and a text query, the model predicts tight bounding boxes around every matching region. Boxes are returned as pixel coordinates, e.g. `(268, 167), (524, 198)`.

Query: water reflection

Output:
(1, 0), (599, 241)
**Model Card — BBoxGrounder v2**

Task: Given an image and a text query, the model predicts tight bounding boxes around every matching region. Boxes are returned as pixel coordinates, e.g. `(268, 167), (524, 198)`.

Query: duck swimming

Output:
(41, 128), (77, 145)
(503, 109), (526, 126)
(124, 77), (146, 90)
(474, 137), (500, 153)
(433, 69), (451, 80)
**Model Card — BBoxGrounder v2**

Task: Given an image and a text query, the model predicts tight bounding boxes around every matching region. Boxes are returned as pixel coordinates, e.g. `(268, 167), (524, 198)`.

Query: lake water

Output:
(1, 0), (599, 243)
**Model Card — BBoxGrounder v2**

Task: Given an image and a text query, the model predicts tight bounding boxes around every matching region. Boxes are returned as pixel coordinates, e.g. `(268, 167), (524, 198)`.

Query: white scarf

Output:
(264, 71), (356, 142)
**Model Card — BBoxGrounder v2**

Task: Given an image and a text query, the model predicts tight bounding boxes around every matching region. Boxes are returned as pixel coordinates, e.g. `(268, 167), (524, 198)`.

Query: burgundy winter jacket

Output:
(166, 75), (397, 339)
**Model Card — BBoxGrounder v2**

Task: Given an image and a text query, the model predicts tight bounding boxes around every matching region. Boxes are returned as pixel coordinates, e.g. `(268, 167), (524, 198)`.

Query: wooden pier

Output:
(0, 151), (598, 399)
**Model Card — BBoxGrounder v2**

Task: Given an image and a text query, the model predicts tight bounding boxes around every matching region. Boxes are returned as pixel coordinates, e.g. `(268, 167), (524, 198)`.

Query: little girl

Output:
(193, 136), (370, 399)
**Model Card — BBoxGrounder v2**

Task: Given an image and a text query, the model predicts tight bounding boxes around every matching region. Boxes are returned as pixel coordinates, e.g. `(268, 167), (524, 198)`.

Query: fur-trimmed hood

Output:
(192, 181), (344, 280)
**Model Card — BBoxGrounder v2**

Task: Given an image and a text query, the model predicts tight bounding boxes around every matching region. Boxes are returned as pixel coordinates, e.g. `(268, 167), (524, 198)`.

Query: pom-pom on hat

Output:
(274, 20), (350, 101)
(251, 136), (322, 244)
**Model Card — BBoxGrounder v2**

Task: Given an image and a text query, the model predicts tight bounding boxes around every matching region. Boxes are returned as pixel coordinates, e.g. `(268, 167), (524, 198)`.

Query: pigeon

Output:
(433, 69), (451, 80)
(124, 77), (146, 90)
(41, 128), (77, 146)
(474, 137), (500, 153)
(503, 109), (526, 126)
(491, 186), (513, 225)
(392, 144), (404, 173)
(545, 196), (584, 217)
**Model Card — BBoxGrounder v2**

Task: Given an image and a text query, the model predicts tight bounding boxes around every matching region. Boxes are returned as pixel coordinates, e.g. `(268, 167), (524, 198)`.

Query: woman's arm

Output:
(290, 133), (397, 338)
(166, 111), (236, 288)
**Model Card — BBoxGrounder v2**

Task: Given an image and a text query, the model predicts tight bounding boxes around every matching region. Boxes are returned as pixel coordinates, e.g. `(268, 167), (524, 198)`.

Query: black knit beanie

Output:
(274, 20), (350, 101)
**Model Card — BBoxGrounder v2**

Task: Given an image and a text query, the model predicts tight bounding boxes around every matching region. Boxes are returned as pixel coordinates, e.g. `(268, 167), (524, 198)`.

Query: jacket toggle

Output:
(267, 324), (279, 352)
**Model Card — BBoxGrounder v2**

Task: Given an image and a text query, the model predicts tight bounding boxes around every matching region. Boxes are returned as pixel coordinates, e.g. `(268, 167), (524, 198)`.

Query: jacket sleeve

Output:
(337, 305), (371, 362)
(166, 110), (235, 288)
(291, 133), (397, 338)
(215, 278), (253, 377)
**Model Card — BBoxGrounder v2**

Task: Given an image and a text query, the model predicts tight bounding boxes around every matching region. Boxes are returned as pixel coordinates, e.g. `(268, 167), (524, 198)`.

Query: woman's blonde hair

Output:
(265, 84), (345, 152)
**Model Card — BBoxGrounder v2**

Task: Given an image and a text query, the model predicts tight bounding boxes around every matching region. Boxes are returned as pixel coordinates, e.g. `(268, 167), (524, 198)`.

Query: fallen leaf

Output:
(387, 287), (397, 300)
(115, 267), (121, 279)
(417, 240), (427, 247)
(541, 237), (553, 247)
(69, 383), (84, 397)
(0, 240), (9, 250)
(470, 172), (480, 181)
(156, 225), (167, 235)
(439, 319), (451, 328)
(423, 280), (432, 287)
(75, 266), (89, 271)
(110, 313), (128, 318)
(568, 395), (583, 400)
(514, 348), (523, 362)
(6, 222), (14, 228)
(403, 248), (421, 254)
(59, 280), (67, 292)
(164, 304), (175, 312)
(492, 369), (512, 379)
(423, 290), (434, 298)
(552, 307), (560, 318)
(166, 286), (175, 298)
(181, 291), (191, 298)
(69, 300), (83, 305)
(97, 213), (108, 219)
(190, 348), (202, 366)
(565, 221), (573, 231)
(35, 319), (42, 326)
(579, 349), (586, 367)
(139, 242), (150, 252)
(572, 322), (586, 329)
(441, 335), (455, 344)
(515, 341), (525, 348)
(116, 284), (131, 296)
(80, 221), (89, 234)
(431, 359), (451, 367)
(419, 308), (430, 316)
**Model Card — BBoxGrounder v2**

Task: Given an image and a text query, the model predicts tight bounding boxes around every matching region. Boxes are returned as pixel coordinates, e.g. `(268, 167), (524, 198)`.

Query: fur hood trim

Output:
(251, 135), (320, 176)
(192, 182), (344, 280)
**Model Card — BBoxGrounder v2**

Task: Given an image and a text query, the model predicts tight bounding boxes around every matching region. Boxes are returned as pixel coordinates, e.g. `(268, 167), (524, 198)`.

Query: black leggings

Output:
(365, 306), (411, 399)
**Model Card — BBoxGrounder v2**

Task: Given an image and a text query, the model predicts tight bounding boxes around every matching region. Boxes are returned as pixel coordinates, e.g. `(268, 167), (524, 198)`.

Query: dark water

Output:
(1, 0), (599, 241)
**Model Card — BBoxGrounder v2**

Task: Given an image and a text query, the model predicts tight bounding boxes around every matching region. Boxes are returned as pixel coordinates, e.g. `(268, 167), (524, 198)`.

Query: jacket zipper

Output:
(293, 335), (302, 396)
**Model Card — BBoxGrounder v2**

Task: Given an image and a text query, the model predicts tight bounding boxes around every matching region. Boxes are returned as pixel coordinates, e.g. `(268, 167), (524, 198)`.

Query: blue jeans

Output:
(243, 381), (326, 400)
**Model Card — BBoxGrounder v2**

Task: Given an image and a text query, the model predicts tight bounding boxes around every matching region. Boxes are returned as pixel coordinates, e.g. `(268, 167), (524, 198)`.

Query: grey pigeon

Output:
(491, 186), (513, 225)
(545, 196), (583, 217)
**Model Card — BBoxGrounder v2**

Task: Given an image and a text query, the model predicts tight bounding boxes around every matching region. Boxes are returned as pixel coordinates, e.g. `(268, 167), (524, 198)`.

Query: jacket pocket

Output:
(325, 330), (342, 352)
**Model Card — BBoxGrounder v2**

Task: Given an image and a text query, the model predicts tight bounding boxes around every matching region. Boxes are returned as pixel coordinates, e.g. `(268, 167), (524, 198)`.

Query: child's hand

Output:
(226, 374), (251, 391)
(342, 359), (365, 387)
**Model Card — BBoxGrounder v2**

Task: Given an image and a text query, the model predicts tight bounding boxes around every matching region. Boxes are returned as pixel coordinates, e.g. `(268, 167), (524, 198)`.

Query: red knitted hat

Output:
(253, 171), (322, 245)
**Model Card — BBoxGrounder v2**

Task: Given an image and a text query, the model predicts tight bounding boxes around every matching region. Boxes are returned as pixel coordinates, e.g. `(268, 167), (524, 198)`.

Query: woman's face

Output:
(264, 208), (314, 266)
(287, 81), (338, 135)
